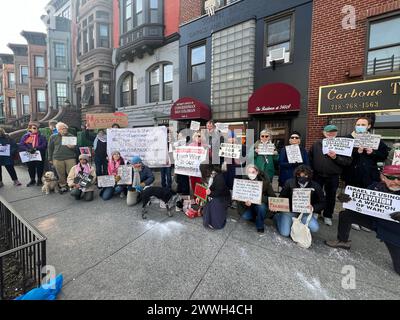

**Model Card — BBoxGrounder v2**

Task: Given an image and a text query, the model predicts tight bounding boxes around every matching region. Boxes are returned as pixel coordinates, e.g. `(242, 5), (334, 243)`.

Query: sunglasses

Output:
(290, 136), (300, 140)
(30, 127), (38, 130)
(383, 174), (400, 181)
(261, 135), (269, 138)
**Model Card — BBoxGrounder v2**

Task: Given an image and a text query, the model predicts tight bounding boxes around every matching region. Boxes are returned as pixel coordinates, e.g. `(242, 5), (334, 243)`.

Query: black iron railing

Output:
(0, 196), (47, 300)
(367, 55), (400, 75)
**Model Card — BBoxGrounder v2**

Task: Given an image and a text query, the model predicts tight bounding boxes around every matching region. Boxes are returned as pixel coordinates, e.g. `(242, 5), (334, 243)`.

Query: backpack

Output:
(290, 213), (313, 249)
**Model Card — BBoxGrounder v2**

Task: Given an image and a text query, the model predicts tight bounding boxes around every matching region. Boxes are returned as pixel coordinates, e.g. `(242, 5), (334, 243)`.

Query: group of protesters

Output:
(0, 116), (399, 276)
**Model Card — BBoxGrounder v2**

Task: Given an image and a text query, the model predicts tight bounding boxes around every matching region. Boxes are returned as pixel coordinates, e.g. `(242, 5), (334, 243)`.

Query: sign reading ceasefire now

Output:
(318, 76), (400, 116)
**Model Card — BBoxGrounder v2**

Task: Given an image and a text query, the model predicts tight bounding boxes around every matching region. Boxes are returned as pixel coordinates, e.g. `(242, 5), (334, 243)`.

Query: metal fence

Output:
(0, 196), (47, 300)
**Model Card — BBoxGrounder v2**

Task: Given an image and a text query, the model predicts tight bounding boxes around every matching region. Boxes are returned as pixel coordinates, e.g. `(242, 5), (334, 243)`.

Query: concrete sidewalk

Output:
(1, 166), (399, 300)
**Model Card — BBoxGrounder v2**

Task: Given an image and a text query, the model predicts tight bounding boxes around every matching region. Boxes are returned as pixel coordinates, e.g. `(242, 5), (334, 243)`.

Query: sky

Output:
(0, 0), (49, 53)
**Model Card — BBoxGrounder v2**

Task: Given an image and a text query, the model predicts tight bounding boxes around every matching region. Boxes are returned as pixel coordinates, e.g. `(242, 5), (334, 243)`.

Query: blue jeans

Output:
(100, 186), (125, 201)
(242, 203), (267, 230)
(273, 212), (319, 237)
(161, 167), (172, 189)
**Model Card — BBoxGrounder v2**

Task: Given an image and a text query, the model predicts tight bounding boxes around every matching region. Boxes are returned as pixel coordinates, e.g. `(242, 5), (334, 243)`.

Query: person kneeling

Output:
(67, 154), (96, 201)
(126, 156), (155, 206)
(273, 165), (325, 238)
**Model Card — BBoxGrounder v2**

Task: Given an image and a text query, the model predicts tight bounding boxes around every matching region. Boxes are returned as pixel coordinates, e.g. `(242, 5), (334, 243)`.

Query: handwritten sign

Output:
(19, 151), (42, 163)
(190, 121), (201, 131)
(173, 146), (207, 178)
(74, 172), (94, 189)
(322, 138), (354, 157)
(353, 134), (381, 150)
(216, 123), (229, 133)
(86, 113), (129, 130)
(194, 183), (208, 202)
(286, 145), (303, 164)
(268, 197), (290, 212)
(107, 127), (168, 167)
(219, 143), (242, 159)
(0, 144), (10, 157)
(343, 186), (400, 223)
(392, 150), (400, 165)
(232, 179), (263, 205)
(62, 136), (77, 146)
(117, 165), (132, 185)
(258, 143), (276, 156)
(292, 188), (312, 213)
(97, 175), (116, 188)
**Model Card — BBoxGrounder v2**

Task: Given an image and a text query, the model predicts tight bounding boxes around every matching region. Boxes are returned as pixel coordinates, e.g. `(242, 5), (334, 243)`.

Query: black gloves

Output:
(390, 212), (400, 222)
(337, 193), (352, 203)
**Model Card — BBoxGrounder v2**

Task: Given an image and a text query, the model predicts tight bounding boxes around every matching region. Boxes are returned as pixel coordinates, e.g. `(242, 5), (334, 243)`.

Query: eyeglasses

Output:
(383, 174), (400, 181)
(30, 127), (38, 130)
(290, 136), (300, 140)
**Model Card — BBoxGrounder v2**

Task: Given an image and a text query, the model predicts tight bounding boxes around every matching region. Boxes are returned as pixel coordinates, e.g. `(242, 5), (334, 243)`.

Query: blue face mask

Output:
(355, 126), (368, 133)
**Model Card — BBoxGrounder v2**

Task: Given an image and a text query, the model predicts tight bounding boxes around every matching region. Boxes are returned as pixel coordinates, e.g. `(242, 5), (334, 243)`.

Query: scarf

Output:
(75, 163), (92, 175)
(97, 134), (107, 143)
(108, 158), (123, 176)
(25, 132), (39, 148)
(132, 168), (141, 186)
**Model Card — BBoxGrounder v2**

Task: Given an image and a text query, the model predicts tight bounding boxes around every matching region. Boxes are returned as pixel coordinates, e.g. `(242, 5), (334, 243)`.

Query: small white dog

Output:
(42, 171), (60, 195)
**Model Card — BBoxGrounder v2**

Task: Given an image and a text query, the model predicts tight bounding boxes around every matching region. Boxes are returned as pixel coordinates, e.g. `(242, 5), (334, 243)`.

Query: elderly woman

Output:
(19, 121), (48, 187)
(67, 154), (96, 201)
(100, 151), (126, 201)
(0, 127), (21, 187)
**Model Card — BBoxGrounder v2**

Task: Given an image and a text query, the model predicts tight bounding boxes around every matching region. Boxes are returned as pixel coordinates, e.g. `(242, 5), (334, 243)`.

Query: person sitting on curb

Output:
(67, 154), (96, 201)
(326, 165), (400, 276)
(126, 156), (155, 206)
(237, 164), (276, 233)
(100, 151), (126, 201)
(273, 165), (326, 238)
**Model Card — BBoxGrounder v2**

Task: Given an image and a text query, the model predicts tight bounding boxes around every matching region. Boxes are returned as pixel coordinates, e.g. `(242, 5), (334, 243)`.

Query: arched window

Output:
(121, 73), (137, 107)
(148, 63), (173, 103)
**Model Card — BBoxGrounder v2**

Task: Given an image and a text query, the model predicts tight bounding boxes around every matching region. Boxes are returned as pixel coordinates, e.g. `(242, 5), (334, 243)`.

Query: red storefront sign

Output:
(248, 83), (301, 114)
(171, 97), (211, 120)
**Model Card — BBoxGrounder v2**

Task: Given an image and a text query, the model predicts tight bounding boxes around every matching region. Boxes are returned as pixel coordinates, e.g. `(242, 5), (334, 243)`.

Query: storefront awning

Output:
(248, 83), (301, 115)
(171, 97), (211, 121)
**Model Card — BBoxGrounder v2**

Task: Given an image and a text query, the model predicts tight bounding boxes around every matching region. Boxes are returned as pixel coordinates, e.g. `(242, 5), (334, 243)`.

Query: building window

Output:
(264, 14), (293, 67)
(36, 90), (46, 112)
(35, 56), (45, 77)
(21, 94), (30, 115)
(76, 87), (82, 108)
(81, 84), (94, 106)
(124, 0), (133, 32)
(20, 66), (29, 84)
(8, 72), (15, 89)
(62, 7), (71, 19)
(100, 82), (111, 104)
(89, 26), (95, 50)
(189, 43), (206, 82)
(121, 74), (137, 107)
(98, 24), (110, 48)
(85, 73), (94, 82)
(367, 15), (400, 75)
(56, 83), (67, 108)
(55, 43), (67, 69)
(148, 63), (173, 103)
(150, 0), (158, 23)
(163, 64), (173, 101)
(96, 11), (109, 19)
(149, 66), (160, 103)
(136, 0), (143, 26)
(9, 98), (17, 116)
(100, 71), (111, 79)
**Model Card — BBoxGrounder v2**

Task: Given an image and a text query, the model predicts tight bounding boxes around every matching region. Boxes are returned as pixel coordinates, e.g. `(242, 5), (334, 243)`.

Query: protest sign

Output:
(216, 123), (229, 133)
(392, 150), (400, 165)
(19, 151), (42, 163)
(286, 145), (303, 164)
(97, 175), (116, 188)
(353, 134), (381, 150)
(322, 138), (354, 157)
(62, 136), (77, 146)
(258, 143), (276, 156)
(190, 121), (200, 131)
(86, 113), (128, 130)
(292, 188), (312, 213)
(79, 147), (92, 157)
(74, 172), (94, 189)
(117, 165), (132, 185)
(107, 127), (168, 167)
(194, 184), (208, 202)
(232, 179), (263, 205)
(173, 146), (207, 178)
(343, 186), (400, 223)
(219, 143), (242, 159)
(268, 197), (290, 212)
(0, 144), (10, 157)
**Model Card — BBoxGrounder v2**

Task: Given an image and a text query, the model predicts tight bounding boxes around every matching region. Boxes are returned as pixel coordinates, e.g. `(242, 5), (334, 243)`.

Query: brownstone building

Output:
(0, 54), (16, 121)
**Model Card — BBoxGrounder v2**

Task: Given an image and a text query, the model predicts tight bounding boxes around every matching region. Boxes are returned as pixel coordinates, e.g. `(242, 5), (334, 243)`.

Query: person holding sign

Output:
(19, 121), (48, 187)
(237, 164), (276, 233)
(0, 128), (22, 188)
(204, 120), (223, 166)
(249, 130), (278, 182)
(189, 131), (208, 199)
(326, 165), (400, 276)
(100, 151), (127, 201)
(278, 131), (309, 188)
(309, 125), (352, 226)
(273, 166), (325, 238)
(67, 154), (96, 201)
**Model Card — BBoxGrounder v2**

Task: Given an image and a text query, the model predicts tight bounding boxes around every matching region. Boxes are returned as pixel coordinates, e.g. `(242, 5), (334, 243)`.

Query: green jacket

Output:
(248, 140), (279, 181)
(48, 133), (77, 161)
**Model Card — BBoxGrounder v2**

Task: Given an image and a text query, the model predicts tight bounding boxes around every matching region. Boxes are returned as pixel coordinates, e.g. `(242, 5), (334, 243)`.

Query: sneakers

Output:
(324, 218), (333, 226)
(325, 239), (351, 250)
(351, 224), (361, 231)
(59, 186), (68, 194)
(13, 180), (22, 187)
(26, 180), (36, 187)
(257, 228), (265, 234)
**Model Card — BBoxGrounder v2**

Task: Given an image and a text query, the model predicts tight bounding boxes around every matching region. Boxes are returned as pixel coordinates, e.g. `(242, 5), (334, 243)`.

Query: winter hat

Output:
(79, 154), (90, 162)
(382, 165), (400, 176)
(131, 156), (142, 164)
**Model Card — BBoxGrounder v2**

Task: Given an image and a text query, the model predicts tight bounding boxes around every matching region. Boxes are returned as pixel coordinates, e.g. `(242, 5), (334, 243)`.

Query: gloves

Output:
(337, 193), (352, 203)
(134, 185), (143, 193)
(115, 175), (121, 183)
(390, 212), (400, 222)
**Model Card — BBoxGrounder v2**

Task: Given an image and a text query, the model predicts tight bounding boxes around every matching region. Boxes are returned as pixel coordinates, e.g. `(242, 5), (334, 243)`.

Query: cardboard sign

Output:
(0, 144), (10, 157)
(117, 165), (132, 185)
(19, 151), (42, 163)
(79, 147), (92, 156)
(97, 175), (116, 188)
(353, 134), (381, 150)
(173, 146), (207, 178)
(292, 188), (312, 213)
(258, 143), (276, 156)
(392, 150), (400, 165)
(219, 143), (242, 159)
(232, 179), (263, 205)
(322, 138), (354, 157)
(286, 145), (303, 164)
(216, 123), (229, 133)
(343, 186), (400, 223)
(62, 136), (77, 146)
(86, 113), (129, 130)
(194, 183), (208, 202)
(107, 127), (168, 167)
(268, 197), (290, 212)
(190, 121), (201, 131)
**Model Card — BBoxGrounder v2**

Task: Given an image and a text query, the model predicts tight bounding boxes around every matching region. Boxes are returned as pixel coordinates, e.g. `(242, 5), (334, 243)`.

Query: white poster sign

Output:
(353, 134), (381, 150)
(232, 179), (263, 205)
(62, 136), (77, 146)
(173, 146), (207, 178)
(258, 143), (276, 156)
(216, 123), (229, 133)
(0, 144), (10, 157)
(322, 138), (354, 157)
(107, 127), (168, 167)
(190, 121), (201, 131)
(343, 186), (400, 223)
(97, 175), (116, 188)
(19, 151), (42, 163)
(392, 150), (400, 165)
(219, 143), (242, 159)
(292, 188), (312, 213)
(117, 165), (133, 185)
(286, 145), (303, 164)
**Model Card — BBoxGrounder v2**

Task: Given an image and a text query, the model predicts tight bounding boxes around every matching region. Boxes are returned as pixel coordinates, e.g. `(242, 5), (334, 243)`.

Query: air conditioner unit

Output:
(266, 47), (289, 67)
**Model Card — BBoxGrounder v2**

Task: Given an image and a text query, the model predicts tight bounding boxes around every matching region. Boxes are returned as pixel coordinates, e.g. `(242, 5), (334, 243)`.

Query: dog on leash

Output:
(41, 171), (60, 195)
(141, 187), (179, 219)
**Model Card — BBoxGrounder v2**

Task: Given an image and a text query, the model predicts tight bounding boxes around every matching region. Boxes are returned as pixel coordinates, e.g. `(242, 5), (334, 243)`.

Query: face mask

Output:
(297, 177), (309, 185)
(355, 126), (367, 133)
(248, 173), (258, 181)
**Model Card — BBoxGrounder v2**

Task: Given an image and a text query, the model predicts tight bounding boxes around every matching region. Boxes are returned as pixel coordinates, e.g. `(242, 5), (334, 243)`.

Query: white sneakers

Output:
(324, 218), (333, 226)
